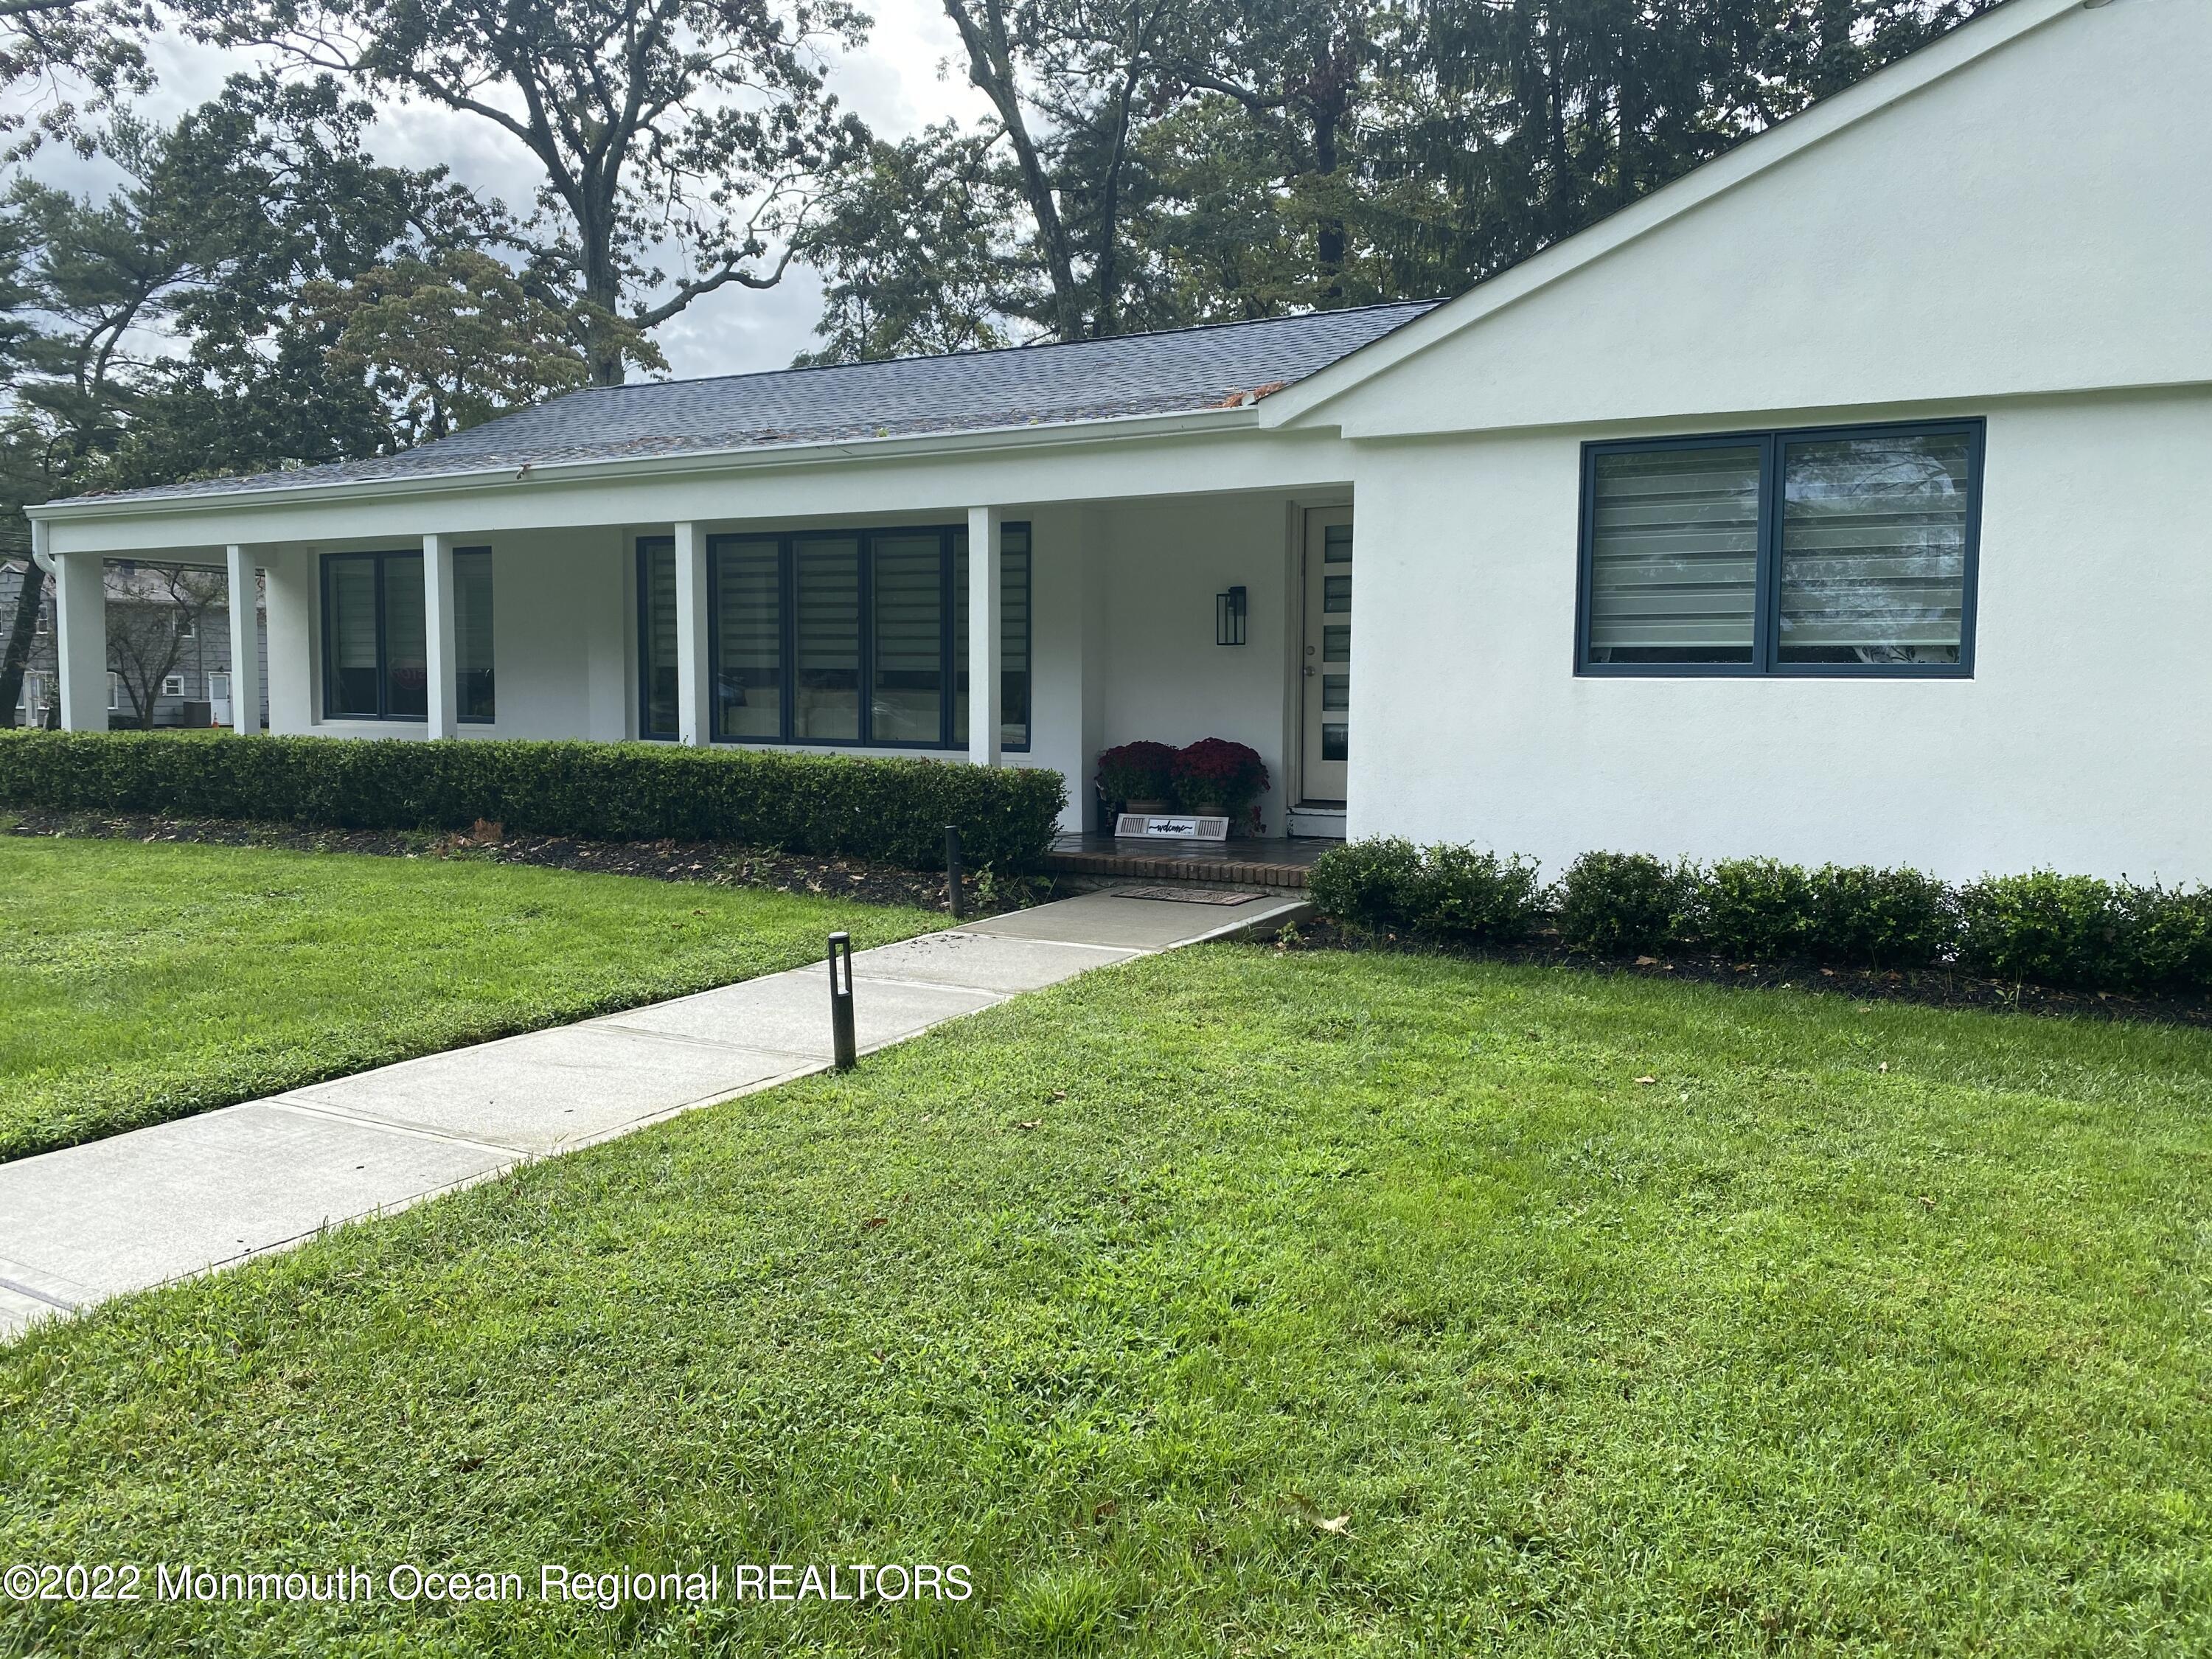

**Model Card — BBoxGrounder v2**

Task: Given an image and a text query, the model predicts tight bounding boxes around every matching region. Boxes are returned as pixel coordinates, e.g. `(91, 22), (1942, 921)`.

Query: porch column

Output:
(967, 505), (1002, 767)
(673, 520), (711, 746)
(422, 532), (458, 739)
(224, 543), (262, 734)
(49, 546), (108, 731)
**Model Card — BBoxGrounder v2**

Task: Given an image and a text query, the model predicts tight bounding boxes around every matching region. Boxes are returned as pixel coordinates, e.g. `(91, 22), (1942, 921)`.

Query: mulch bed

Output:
(1274, 914), (2212, 1029)
(0, 808), (1047, 917)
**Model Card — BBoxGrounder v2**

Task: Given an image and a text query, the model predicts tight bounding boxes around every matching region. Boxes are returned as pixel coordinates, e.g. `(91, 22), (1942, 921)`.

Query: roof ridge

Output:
(569, 297), (1448, 398)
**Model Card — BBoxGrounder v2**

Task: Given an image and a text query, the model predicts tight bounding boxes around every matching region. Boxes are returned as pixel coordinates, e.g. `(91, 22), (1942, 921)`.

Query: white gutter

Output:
(29, 517), (52, 575)
(23, 402), (1268, 524)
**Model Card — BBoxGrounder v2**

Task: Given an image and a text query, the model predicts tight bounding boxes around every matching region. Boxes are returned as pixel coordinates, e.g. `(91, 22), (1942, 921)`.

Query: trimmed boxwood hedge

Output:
(0, 731), (1067, 872)
(1312, 837), (2212, 997)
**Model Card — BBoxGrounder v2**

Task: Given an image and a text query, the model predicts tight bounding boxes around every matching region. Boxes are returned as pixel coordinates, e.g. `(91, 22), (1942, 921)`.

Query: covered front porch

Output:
(34, 483), (1360, 842)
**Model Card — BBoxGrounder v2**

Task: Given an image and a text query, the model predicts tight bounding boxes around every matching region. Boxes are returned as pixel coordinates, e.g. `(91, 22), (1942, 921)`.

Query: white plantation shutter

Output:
(1586, 445), (1761, 664)
(793, 537), (861, 740)
(712, 538), (781, 739)
(870, 533), (943, 743)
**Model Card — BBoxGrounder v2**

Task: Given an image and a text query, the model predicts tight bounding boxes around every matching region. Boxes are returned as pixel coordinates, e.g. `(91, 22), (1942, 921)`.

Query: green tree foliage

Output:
(797, 125), (1013, 366)
(0, 77), (545, 720)
(198, 0), (870, 385)
(803, 0), (1998, 358)
(303, 250), (664, 445)
(1, 0), (156, 159)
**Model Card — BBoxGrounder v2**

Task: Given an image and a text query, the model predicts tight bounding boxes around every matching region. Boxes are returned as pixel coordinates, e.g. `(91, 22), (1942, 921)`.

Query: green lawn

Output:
(4, 947), (2210, 1655)
(0, 835), (938, 1163)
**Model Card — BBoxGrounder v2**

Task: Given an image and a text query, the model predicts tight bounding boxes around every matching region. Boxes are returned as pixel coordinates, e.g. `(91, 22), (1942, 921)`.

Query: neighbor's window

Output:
(644, 524), (1030, 750)
(455, 546), (494, 723)
(1578, 421), (1981, 675)
(321, 550), (428, 720)
(161, 672), (187, 698)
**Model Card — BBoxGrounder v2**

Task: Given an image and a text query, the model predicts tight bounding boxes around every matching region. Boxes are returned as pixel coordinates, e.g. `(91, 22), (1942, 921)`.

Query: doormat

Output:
(1110, 885), (1263, 905)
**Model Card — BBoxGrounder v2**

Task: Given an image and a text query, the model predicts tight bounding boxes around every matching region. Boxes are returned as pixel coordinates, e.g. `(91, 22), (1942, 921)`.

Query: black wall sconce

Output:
(1215, 585), (1247, 646)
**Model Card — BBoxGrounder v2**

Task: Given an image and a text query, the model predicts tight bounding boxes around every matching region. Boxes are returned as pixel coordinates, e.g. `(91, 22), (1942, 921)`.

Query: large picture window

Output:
(322, 550), (426, 720)
(323, 549), (496, 723)
(1577, 421), (1981, 676)
(640, 524), (1031, 749)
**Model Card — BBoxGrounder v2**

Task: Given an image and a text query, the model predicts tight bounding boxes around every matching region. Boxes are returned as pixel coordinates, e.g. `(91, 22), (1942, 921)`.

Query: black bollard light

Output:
(945, 824), (965, 921)
(827, 931), (857, 1071)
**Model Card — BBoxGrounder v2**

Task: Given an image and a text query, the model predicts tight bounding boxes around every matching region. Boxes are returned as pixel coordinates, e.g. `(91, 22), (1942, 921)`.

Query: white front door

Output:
(1299, 507), (1353, 804)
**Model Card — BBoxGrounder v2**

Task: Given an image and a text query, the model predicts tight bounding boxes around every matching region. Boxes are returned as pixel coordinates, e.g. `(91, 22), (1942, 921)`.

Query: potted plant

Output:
(1171, 738), (1270, 830)
(1096, 740), (1179, 814)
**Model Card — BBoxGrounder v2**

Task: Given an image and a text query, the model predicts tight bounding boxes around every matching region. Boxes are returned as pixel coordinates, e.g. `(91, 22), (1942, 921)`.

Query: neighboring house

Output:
(1, 560), (269, 729)
(22, 0), (2211, 878)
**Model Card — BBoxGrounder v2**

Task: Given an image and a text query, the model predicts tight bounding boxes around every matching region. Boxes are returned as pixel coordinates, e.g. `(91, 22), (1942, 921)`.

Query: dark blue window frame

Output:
(635, 524), (1032, 750)
(1574, 418), (1984, 678)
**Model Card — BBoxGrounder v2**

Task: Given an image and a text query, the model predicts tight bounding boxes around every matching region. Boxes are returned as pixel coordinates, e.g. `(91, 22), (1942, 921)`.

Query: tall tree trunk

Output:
(0, 563), (46, 729)
(1091, 63), (1144, 337)
(580, 201), (627, 387)
(1312, 92), (1344, 301)
(942, 0), (1088, 341)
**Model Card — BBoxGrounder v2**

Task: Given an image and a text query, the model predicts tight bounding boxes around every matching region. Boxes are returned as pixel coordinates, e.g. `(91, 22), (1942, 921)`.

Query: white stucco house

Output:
(26, 0), (2210, 880)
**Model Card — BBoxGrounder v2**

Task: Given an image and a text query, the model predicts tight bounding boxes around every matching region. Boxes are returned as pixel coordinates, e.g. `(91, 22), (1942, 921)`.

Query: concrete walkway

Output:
(0, 887), (1306, 1340)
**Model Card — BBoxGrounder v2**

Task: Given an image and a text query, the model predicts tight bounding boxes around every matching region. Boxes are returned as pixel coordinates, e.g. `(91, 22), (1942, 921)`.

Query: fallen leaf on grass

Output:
(1919, 1194), (1937, 1210)
(1014, 1119), (1043, 1131)
(1877, 1061), (1891, 1074)
(1635, 1075), (1657, 1085)
(860, 1217), (888, 1231)
(1315, 1514), (1352, 1534)
(1635, 956), (1659, 967)
(1092, 1500), (1119, 1524)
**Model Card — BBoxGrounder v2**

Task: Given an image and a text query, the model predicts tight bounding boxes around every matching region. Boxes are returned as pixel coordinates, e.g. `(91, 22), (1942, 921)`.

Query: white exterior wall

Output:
(1293, 0), (2212, 439)
(1320, 0), (2212, 880)
(1352, 387), (2212, 881)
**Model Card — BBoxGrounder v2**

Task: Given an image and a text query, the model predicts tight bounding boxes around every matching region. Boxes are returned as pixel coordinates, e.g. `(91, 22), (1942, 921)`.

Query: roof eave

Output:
(26, 401), (1267, 524)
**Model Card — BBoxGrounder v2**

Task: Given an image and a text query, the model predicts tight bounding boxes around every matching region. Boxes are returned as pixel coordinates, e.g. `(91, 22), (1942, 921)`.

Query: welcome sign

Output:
(1113, 814), (1232, 842)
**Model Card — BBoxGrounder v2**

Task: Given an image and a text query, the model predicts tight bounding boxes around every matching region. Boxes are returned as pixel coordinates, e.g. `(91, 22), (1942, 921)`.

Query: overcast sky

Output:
(21, 0), (996, 379)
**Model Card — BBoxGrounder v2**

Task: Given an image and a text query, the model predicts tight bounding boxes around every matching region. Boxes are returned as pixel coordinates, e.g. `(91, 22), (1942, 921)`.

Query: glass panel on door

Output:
(1301, 512), (1352, 802)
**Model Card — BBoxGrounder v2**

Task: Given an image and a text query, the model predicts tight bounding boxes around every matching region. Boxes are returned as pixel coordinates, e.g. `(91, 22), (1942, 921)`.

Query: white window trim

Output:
(161, 672), (188, 698)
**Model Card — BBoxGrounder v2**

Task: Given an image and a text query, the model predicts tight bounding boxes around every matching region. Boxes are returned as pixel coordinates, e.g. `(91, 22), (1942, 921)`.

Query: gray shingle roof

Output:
(82, 300), (1441, 506)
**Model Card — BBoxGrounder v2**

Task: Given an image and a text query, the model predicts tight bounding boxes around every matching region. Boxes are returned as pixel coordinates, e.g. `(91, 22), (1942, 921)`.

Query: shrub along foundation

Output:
(1309, 838), (2212, 1001)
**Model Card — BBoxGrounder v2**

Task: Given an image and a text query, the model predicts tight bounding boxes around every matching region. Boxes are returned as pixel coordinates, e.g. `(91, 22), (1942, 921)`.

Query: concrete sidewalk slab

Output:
(287, 1025), (813, 1155)
(815, 930), (1138, 994)
(601, 967), (1003, 1058)
(0, 1102), (511, 1307)
(961, 888), (1310, 950)
(0, 883), (1312, 1340)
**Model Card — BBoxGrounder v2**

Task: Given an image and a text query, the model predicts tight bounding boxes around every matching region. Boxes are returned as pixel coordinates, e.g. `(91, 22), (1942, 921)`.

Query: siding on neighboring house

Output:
(1, 560), (270, 728)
